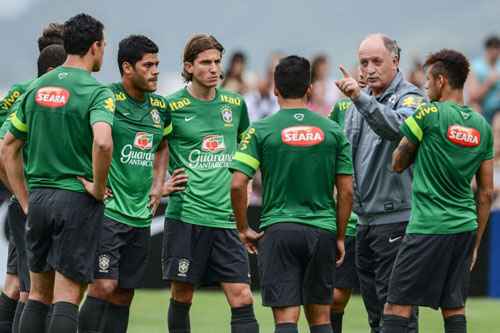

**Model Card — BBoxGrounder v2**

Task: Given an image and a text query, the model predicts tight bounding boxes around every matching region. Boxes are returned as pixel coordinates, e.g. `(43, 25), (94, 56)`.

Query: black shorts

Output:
(94, 216), (150, 289)
(6, 238), (17, 275)
(334, 236), (359, 289)
(7, 199), (29, 292)
(26, 188), (104, 284)
(162, 218), (250, 286)
(258, 223), (336, 307)
(387, 231), (476, 309)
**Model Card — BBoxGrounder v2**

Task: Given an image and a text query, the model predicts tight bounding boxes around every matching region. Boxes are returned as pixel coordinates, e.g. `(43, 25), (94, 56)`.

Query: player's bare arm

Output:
(471, 159), (494, 270)
(392, 137), (418, 173)
(334, 174), (353, 266)
(90, 122), (113, 200)
(231, 171), (263, 254)
(1, 132), (27, 213)
(149, 139), (169, 214)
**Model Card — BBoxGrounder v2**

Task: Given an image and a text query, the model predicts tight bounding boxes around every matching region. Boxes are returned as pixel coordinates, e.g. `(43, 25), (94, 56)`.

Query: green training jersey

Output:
(230, 107), (353, 232)
(400, 101), (493, 234)
(9, 66), (115, 192)
(104, 83), (172, 228)
(330, 99), (358, 237)
(0, 79), (33, 126)
(165, 87), (249, 228)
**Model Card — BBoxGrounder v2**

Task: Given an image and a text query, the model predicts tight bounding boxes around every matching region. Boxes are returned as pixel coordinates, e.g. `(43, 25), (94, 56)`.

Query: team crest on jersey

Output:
(150, 109), (161, 127)
(202, 134), (226, 153)
(447, 125), (480, 147)
(178, 258), (190, 277)
(221, 106), (233, 127)
(98, 254), (110, 273)
(133, 132), (154, 150)
(294, 113), (304, 121)
(281, 126), (325, 147)
(35, 87), (70, 108)
(57, 72), (68, 80)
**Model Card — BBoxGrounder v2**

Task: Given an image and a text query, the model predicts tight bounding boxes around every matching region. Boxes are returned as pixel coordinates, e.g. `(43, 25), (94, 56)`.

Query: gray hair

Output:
(381, 36), (401, 61)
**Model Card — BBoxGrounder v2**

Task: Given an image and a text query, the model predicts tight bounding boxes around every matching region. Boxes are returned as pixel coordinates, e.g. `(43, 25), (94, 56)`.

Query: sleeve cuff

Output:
(163, 123), (173, 136)
(229, 161), (256, 178)
(335, 166), (353, 175)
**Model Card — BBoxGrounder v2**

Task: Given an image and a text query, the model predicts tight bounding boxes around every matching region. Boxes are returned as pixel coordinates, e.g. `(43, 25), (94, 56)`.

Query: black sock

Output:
(12, 301), (25, 333)
(230, 304), (259, 333)
(331, 312), (344, 333)
(19, 300), (50, 333)
(103, 303), (130, 333)
(47, 302), (78, 333)
(444, 315), (466, 333)
(78, 296), (109, 333)
(310, 324), (332, 333)
(275, 323), (298, 333)
(381, 315), (409, 333)
(168, 298), (191, 333)
(0, 293), (17, 332)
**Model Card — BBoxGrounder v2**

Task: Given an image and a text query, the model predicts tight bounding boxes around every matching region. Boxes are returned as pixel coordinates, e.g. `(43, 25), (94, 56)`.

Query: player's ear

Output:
(273, 87), (280, 98)
(184, 61), (194, 75)
(122, 62), (133, 76)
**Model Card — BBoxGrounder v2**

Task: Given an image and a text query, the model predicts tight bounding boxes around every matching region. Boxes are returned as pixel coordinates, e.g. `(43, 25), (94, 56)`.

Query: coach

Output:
(335, 33), (424, 333)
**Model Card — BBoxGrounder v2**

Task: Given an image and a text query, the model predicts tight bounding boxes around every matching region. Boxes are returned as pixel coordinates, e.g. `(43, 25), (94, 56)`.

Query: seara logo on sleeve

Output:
(133, 132), (154, 150)
(447, 125), (480, 147)
(35, 87), (70, 108)
(281, 126), (325, 147)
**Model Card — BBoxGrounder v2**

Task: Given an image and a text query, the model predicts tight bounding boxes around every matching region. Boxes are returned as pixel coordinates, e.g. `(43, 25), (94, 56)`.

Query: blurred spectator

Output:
(222, 51), (249, 94)
(467, 35), (500, 123)
(244, 52), (282, 122)
(407, 58), (425, 89)
(308, 54), (341, 116)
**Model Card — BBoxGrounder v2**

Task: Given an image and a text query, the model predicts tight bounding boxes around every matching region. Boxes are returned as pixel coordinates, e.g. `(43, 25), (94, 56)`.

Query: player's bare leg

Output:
(222, 282), (259, 333)
(331, 287), (352, 333)
(168, 281), (194, 333)
(272, 307), (300, 333)
(0, 274), (20, 332)
(19, 271), (54, 333)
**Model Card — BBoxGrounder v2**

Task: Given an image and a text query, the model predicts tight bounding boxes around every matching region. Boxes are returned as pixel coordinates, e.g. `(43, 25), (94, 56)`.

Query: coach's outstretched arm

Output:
(231, 171), (263, 254)
(471, 159), (494, 270)
(2, 132), (27, 213)
(335, 174), (353, 266)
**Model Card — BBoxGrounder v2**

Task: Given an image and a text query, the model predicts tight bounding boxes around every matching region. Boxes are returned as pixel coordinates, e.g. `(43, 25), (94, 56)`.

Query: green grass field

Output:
(128, 290), (499, 332)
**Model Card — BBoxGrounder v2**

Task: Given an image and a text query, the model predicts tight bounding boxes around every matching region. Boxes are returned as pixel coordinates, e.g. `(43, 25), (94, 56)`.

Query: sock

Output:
(275, 323), (298, 333)
(310, 324), (333, 333)
(19, 300), (50, 333)
(47, 302), (78, 333)
(168, 298), (191, 333)
(381, 315), (409, 333)
(0, 293), (17, 332)
(230, 304), (259, 333)
(12, 301), (25, 333)
(103, 303), (130, 333)
(444, 315), (466, 333)
(78, 296), (109, 333)
(330, 312), (344, 333)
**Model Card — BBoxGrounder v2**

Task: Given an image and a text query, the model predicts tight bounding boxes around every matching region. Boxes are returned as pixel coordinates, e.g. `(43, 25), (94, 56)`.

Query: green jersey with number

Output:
(230, 108), (353, 232)
(0, 79), (34, 126)
(9, 66), (115, 192)
(330, 99), (358, 237)
(165, 87), (249, 229)
(400, 101), (493, 234)
(103, 83), (172, 228)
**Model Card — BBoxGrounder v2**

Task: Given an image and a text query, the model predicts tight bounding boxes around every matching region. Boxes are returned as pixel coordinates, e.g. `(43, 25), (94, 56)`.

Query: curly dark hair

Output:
(182, 34), (224, 82)
(118, 35), (159, 76)
(37, 44), (66, 77)
(424, 49), (470, 89)
(37, 22), (64, 52)
(63, 13), (104, 56)
(274, 55), (311, 99)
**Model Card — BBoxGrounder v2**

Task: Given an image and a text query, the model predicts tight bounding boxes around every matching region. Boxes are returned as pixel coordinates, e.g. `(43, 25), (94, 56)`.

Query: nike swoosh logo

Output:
(185, 116), (195, 122)
(388, 236), (402, 243)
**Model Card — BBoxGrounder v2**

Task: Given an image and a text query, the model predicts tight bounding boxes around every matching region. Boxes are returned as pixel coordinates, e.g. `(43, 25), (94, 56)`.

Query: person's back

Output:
(11, 66), (114, 192)
(404, 101), (492, 234)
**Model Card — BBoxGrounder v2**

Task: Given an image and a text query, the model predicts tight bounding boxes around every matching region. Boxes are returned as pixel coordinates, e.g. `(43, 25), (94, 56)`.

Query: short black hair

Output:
(63, 13), (104, 56)
(485, 35), (500, 49)
(424, 49), (470, 90)
(37, 44), (67, 77)
(274, 55), (311, 99)
(37, 23), (64, 52)
(117, 35), (159, 76)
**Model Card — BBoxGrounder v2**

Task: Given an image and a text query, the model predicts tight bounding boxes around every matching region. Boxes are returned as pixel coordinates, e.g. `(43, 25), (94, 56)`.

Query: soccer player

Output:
(77, 34), (185, 333)
(380, 49), (493, 333)
(0, 44), (66, 333)
(162, 34), (259, 333)
(2, 13), (114, 333)
(335, 33), (424, 333)
(230, 55), (353, 333)
(0, 23), (64, 333)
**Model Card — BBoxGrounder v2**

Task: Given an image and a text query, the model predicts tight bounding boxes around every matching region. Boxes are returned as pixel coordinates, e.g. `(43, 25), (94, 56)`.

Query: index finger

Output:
(339, 65), (351, 78)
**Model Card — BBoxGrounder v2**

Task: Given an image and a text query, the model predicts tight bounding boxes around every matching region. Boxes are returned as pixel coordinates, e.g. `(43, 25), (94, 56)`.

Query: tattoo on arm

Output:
(392, 137), (418, 173)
